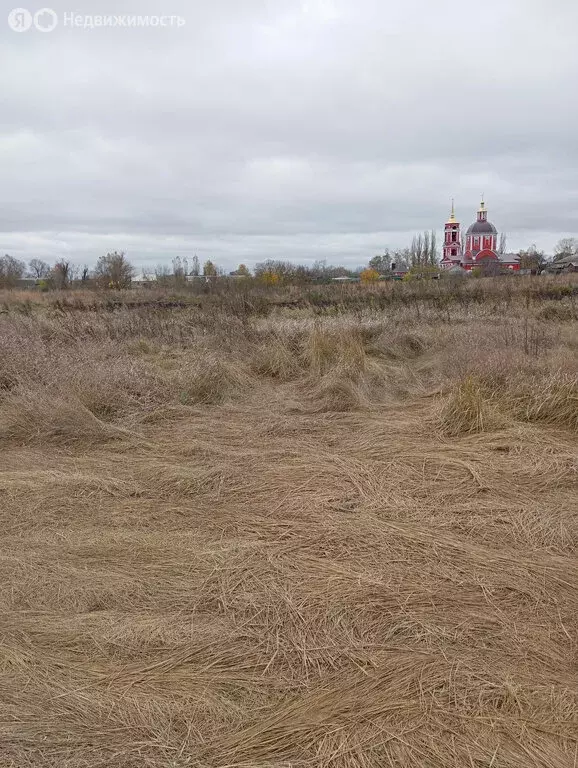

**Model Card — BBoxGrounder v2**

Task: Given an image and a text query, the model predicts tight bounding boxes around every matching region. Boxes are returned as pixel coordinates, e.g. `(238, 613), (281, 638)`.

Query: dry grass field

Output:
(1, 278), (577, 767)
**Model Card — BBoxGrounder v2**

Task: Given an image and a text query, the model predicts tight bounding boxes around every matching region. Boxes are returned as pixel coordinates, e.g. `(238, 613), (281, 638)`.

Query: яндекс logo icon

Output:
(8, 8), (33, 31)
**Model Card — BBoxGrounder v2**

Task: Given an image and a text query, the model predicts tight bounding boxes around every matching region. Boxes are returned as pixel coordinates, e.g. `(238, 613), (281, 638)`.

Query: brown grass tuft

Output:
(538, 303), (575, 322)
(250, 334), (302, 380)
(508, 371), (578, 430)
(305, 373), (367, 412)
(0, 387), (128, 445)
(301, 326), (367, 377)
(440, 375), (509, 435)
(441, 371), (578, 435)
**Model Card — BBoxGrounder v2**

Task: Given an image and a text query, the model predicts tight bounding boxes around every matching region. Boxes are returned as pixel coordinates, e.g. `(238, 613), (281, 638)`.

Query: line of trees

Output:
(1, 236), (576, 291)
(146, 256), (227, 285)
(0, 252), (135, 290)
(367, 230), (438, 274)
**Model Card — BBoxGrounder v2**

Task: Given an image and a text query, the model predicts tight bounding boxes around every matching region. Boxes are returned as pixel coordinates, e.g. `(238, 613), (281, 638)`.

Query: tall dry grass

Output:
(0, 282), (577, 767)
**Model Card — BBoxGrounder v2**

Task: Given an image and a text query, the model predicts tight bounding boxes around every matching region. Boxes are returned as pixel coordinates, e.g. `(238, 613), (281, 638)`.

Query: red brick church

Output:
(440, 200), (520, 272)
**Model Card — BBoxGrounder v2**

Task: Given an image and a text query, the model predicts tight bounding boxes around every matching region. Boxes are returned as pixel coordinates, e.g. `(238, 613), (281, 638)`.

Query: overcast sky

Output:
(2, 0), (578, 272)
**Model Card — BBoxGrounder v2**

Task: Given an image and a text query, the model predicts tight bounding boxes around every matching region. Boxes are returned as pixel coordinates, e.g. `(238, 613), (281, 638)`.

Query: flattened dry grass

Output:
(0, 289), (577, 767)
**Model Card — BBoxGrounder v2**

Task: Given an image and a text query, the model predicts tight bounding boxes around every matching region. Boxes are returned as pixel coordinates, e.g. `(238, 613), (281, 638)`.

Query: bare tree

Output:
(423, 231), (431, 265)
(0, 255), (26, 288)
(369, 250), (391, 273)
(191, 255), (200, 276)
(51, 261), (72, 289)
(554, 237), (578, 261)
(477, 257), (500, 277)
(410, 234), (425, 267)
(155, 264), (171, 286)
(519, 244), (546, 272)
(94, 252), (135, 289)
(410, 232), (438, 267)
(28, 258), (51, 279)
(429, 229), (438, 266)
(498, 233), (507, 257)
(391, 248), (410, 271)
(172, 256), (187, 285)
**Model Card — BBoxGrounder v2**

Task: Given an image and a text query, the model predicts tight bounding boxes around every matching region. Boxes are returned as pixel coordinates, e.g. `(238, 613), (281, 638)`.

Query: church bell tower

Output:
(441, 200), (462, 268)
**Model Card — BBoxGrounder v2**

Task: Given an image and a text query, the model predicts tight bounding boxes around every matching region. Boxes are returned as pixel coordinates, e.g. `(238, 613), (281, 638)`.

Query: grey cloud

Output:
(1, 0), (577, 269)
